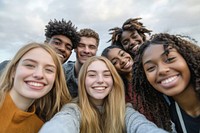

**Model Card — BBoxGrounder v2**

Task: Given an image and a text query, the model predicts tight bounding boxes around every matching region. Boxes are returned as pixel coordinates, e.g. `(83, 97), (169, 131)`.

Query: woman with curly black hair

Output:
(133, 33), (200, 132)
(109, 18), (152, 57)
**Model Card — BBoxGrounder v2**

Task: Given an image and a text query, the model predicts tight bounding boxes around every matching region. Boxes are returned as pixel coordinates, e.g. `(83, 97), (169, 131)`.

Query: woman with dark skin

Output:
(133, 33), (200, 132)
(109, 18), (152, 57)
(101, 45), (155, 123)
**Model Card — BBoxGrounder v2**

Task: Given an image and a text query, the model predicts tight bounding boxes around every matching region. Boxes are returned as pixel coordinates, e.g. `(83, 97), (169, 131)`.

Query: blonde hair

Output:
(78, 56), (125, 133)
(0, 42), (71, 121)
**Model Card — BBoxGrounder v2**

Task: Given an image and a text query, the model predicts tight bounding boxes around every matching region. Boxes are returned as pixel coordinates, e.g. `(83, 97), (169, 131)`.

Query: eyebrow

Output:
(22, 59), (56, 68)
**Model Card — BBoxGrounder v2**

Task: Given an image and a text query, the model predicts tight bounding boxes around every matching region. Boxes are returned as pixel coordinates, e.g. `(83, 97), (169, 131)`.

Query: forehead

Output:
(20, 48), (55, 65)
(107, 48), (121, 59)
(79, 37), (98, 46)
(142, 44), (170, 64)
(87, 60), (108, 71)
(121, 30), (138, 39)
(51, 35), (72, 45)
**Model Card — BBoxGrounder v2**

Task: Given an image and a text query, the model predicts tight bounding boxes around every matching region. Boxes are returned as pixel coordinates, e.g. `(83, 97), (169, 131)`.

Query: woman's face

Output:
(10, 48), (56, 103)
(85, 60), (113, 106)
(107, 48), (133, 74)
(142, 44), (191, 97)
(121, 30), (143, 55)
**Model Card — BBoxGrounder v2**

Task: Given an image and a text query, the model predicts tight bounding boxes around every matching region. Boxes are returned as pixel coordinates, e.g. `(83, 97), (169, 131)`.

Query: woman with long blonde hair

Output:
(0, 42), (71, 133)
(40, 56), (168, 133)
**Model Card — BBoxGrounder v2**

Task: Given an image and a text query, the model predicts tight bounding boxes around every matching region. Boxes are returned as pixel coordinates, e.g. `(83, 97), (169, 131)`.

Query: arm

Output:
(39, 103), (80, 133)
(126, 106), (169, 133)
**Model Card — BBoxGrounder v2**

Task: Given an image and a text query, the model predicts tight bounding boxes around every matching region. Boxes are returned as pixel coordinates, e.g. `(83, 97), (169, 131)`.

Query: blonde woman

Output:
(0, 42), (71, 133)
(40, 56), (168, 133)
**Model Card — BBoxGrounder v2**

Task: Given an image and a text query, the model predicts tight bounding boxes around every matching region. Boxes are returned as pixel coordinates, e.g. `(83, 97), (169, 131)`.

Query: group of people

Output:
(0, 17), (199, 133)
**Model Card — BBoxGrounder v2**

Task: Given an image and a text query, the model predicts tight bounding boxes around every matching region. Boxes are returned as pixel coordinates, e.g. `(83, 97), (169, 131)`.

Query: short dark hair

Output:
(45, 19), (80, 49)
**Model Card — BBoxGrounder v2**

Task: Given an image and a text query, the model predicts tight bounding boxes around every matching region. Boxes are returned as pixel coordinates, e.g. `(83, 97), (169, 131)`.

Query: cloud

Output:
(0, 0), (200, 62)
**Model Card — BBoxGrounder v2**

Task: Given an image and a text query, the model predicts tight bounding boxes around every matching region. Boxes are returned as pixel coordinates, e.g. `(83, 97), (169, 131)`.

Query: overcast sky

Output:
(0, 0), (200, 63)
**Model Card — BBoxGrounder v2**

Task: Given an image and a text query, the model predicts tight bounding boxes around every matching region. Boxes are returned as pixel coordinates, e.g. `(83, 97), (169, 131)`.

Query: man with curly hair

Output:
(109, 18), (152, 57)
(63, 28), (100, 98)
(44, 19), (80, 64)
(0, 19), (80, 74)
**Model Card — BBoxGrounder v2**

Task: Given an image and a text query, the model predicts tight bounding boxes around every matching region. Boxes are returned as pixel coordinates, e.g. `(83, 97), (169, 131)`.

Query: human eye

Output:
(122, 41), (129, 46)
(111, 59), (118, 65)
(165, 57), (176, 63)
(78, 43), (85, 48)
(52, 40), (61, 45)
(66, 45), (72, 51)
(45, 67), (56, 74)
(87, 72), (96, 77)
(104, 71), (111, 77)
(89, 45), (97, 50)
(120, 51), (125, 57)
(23, 61), (35, 69)
(144, 64), (156, 72)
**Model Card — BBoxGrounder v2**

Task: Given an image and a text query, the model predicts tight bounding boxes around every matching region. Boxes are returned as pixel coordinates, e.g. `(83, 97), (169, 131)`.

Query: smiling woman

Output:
(133, 33), (200, 133)
(0, 42), (71, 133)
(39, 56), (169, 133)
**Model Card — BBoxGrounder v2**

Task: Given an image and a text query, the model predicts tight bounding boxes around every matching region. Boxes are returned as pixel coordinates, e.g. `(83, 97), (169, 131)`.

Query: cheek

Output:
(145, 72), (155, 85)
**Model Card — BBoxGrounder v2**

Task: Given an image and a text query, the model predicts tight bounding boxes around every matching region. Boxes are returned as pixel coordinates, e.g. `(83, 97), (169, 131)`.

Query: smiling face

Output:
(121, 30), (143, 55)
(85, 60), (113, 106)
(106, 48), (133, 74)
(48, 35), (73, 63)
(75, 37), (98, 65)
(10, 47), (56, 103)
(142, 44), (191, 97)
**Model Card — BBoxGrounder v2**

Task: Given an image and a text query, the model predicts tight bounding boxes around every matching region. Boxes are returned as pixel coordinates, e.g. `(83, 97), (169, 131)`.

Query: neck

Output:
(9, 90), (34, 111)
(173, 84), (200, 117)
(74, 60), (83, 78)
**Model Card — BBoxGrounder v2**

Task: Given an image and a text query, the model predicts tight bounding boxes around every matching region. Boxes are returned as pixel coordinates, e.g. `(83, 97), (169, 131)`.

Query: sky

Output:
(0, 0), (200, 63)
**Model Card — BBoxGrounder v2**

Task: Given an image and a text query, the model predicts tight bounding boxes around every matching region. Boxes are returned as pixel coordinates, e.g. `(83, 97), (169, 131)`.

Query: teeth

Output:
(28, 82), (43, 87)
(93, 87), (105, 90)
(57, 54), (64, 58)
(161, 76), (177, 84)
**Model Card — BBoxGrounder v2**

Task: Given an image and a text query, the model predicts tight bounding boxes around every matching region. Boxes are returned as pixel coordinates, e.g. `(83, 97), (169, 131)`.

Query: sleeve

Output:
(39, 104), (80, 133)
(125, 106), (170, 133)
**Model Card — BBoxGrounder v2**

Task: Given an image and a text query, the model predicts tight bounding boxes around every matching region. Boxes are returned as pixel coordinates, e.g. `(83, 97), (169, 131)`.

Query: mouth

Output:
(92, 86), (106, 92)
(26, 81), (46, 90)
(158, 75), (179, 88)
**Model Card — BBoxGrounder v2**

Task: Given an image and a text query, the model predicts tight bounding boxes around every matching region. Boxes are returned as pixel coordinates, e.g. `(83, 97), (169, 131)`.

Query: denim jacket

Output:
(63, 61), (78, 98)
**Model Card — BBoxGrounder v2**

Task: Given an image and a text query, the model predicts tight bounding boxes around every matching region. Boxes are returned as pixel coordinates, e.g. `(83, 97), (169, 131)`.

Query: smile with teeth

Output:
(27, 81), (44, 87)
(57, 53), (64, 58)
(160, 75), (178, 84)
(93, 87), (106, 90)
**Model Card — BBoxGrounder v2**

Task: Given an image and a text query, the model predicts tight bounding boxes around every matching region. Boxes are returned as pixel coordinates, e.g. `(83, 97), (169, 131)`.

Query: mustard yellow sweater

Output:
(0, 94), (44, 133)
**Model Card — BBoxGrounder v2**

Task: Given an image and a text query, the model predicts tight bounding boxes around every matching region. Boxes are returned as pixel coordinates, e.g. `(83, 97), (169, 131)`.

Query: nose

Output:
(158, 63), (170, 75)
(97, 74), (104, 84)
(120, 58), (126, 65)
(83, 46), (90, 54)
(32, 67), (44, 79)
(57, 43), (66, 52)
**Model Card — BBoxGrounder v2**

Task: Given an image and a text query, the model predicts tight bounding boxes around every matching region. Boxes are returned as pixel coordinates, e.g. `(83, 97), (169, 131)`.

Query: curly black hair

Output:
(133, 33), (200, 132)
(108, 18), (152, 46)
(45, 19), (80, 49)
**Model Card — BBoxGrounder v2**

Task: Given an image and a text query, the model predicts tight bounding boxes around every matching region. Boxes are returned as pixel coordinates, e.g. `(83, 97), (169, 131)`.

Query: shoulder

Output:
(39, 103), (80, 133)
